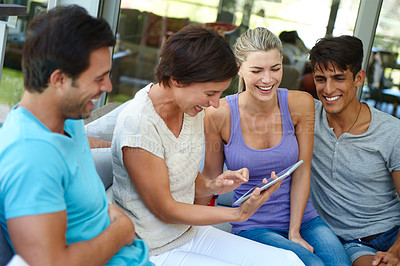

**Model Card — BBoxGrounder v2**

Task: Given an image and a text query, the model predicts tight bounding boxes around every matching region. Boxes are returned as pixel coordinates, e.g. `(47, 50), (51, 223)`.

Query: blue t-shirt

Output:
(0, 107), (152, 265)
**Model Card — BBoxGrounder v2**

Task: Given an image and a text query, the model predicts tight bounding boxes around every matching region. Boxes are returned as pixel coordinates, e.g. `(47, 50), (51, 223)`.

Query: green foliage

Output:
(0, 68), (24, 106)
(222, 75), (239, 98)
(108, 93), (132, 104)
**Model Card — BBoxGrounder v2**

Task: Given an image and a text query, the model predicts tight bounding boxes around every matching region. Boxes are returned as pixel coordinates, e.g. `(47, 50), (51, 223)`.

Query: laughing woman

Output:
(202, 27), (351, 266)
(111, 25), (303, 265)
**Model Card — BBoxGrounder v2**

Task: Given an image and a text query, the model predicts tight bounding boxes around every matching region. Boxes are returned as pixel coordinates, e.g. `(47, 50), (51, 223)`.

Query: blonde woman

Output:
(203, 27), (350, 266)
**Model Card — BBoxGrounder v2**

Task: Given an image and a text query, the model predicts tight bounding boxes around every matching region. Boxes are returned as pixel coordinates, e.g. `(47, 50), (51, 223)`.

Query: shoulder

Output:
(0, 110), (66, 158)
(205, 96), (231, 123)
(287, 90), (315, 114)
(370, 105), (399, 122)
(1, 139), (66, 190)
(369, 105), (400, 133)
(115, 91), (153, 133)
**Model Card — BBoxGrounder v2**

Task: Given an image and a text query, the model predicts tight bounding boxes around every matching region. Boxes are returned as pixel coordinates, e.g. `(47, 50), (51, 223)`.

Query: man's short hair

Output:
(22, 5), (116, 93)
(309, 35), (363, 78)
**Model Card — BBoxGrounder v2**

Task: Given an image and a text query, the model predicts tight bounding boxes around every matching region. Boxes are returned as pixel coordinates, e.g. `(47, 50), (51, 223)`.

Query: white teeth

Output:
(326, 96), (340, 101)
(257, 85), (272, 91)
(91, 98), (100, 105)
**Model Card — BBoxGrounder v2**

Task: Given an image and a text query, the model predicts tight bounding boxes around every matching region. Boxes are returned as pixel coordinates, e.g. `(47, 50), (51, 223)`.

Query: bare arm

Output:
(202, 106), (227, 180)
(122, 146), (279, 226)
(88, 136), (111, 149)
(372, 170), (400, 266)
(199, 102), (238, 205)
(288, 91), (315, 252)
(7, 204), (134, 266)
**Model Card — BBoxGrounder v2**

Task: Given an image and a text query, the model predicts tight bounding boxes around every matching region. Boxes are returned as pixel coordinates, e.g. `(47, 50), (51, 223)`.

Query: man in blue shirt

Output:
(0, 5), (152, 265)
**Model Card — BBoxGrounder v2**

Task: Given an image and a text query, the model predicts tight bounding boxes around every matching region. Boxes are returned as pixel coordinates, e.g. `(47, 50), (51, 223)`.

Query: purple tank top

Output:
(224, 89), (318, 233)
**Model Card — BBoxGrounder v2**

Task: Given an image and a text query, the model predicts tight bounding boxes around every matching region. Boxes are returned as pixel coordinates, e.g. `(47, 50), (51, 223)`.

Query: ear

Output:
(170, 77), (183, 88)
(238, 67), (243, 78)
(49, 69), (67, 89)
(354, 69), (366, 87)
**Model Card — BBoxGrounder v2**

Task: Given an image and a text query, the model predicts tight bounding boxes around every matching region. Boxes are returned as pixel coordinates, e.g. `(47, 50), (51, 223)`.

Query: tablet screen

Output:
(233, 160), (303, 206)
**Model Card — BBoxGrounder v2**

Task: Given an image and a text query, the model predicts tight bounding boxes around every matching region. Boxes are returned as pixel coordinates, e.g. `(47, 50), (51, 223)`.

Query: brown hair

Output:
(155, 24), (238, 88)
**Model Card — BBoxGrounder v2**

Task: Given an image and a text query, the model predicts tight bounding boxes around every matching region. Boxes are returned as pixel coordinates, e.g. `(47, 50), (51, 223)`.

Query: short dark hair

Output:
(309, 35), (363, 78)
(22, 5), (115, 93)
(155, 24), (238, 87)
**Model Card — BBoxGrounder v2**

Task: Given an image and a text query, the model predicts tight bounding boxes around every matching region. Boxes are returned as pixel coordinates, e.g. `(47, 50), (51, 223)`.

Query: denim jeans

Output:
(237, 217), (351, 266)
(341, 225), (400, 263)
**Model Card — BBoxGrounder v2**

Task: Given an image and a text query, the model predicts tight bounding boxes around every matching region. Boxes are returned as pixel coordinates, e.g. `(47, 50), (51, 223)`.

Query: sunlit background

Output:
(1, 0), (400, 124)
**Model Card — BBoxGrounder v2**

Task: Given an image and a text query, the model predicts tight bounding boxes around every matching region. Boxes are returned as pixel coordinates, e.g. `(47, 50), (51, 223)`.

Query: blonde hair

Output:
(234, 27), (282, 92)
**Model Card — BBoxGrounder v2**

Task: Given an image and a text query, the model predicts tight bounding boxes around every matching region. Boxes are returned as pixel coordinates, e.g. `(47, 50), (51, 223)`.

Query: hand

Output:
(108, 204), (135, 245)
(372, 251), (400, 266)
(237, 172), (282, 221)
(210, 168), (249, 195)
(289, 233), (314, 253)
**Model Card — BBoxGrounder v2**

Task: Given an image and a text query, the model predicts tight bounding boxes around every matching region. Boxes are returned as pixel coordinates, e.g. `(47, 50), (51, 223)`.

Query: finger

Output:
(265, 179), (283, 194)
(300, 243), (313, 253)
(379, 252), (390, 263)
(270, 171), (277, 179)
(256, 184), (277, 203)
(224, 170), (247, 183)
(307, 243), (314, 253)
(297, 240), (313, 253)
(221, 171), (246, 184)
(238, 168), (249, 181)
(252, 187), (261, 197)
(372, 253), (385, 266)
(225, 179), (234, 186)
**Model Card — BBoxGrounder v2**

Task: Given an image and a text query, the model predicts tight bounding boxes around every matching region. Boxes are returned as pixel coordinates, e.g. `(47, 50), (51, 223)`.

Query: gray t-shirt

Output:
(311, 100), (400, 241)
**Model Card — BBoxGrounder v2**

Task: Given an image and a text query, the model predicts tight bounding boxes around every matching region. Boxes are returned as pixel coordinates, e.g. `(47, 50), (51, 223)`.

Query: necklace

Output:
(347, 103), (362, 133)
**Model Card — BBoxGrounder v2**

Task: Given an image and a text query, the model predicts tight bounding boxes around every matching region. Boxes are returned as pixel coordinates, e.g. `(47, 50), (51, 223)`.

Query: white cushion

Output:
(91, 148), (113, 190)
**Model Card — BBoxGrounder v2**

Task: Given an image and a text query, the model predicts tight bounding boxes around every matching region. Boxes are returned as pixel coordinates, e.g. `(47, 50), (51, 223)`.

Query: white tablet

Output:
(233, 160), (303, 206)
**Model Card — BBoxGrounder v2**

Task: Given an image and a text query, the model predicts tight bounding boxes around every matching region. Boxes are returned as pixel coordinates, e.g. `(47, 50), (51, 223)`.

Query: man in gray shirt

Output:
(309, 35), (400, 266)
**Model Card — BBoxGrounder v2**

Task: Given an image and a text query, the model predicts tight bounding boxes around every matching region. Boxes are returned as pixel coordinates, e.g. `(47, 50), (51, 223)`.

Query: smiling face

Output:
(239, 49), (282, 101)
(61, 46), (112, 119)
(313, 62), (365, 115)
(173, 79), (232, 117)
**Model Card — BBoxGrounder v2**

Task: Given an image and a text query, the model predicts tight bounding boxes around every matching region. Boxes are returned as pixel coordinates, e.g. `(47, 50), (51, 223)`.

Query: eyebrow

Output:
(249, 63), (281, 69)
(314, 73), (346, 79)
(249, 66), (264, 70)
(333, 73), (346, 78)
(97, 70), (111, 79)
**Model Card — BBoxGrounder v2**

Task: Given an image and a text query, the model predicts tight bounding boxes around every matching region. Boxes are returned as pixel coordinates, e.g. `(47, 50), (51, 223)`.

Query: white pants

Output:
(150, 226), (304, 266)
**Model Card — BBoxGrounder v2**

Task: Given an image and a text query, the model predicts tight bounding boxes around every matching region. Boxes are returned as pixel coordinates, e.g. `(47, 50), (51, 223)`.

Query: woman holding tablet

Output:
(203, 27), (350, 266)
(111, 25), (303, 265)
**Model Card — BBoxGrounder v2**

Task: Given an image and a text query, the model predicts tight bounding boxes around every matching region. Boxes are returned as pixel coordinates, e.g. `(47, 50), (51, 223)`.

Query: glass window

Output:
(0, 0), (380, 124)
(109, 0), (361, 105)
(0, 0), (48, 126)
(362, 0), (400, 118)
